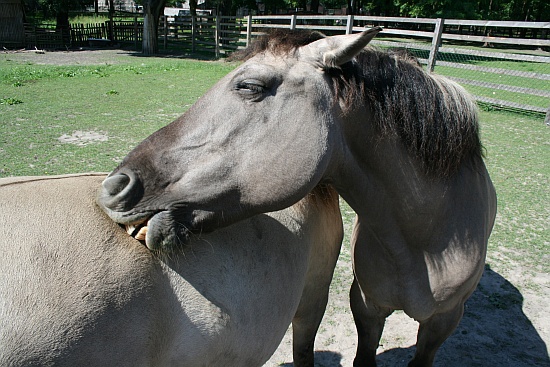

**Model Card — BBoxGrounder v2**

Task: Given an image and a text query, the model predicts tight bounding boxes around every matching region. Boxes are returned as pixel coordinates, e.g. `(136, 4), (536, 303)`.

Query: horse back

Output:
(0, 174), (165, 366)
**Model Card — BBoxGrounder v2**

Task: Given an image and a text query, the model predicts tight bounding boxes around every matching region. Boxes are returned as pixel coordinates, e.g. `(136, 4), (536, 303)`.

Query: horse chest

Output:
(352, 220), (483, 320)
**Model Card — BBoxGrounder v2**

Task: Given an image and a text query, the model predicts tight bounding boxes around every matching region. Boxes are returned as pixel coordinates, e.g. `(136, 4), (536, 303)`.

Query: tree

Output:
(25, 0), (92, 28)
(136, 0), (167, 54)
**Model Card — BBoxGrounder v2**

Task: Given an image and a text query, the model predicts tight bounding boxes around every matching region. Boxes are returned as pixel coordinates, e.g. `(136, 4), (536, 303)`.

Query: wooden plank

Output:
(473, 95), (547, 113)
(444, 19), (550, 28)
(246, 14), (251, 47)
(371, 39), (432, 50)
(442, 33), (550, 47)
(293, 15), (347, 20)
(251, 15), (293, 20)
(436, 60), (550, 80)
(427, 18), (444, 73)
(295, 24), (347, 32)
(346, 15), (354, 35)
(251, 24), (291, 29)
(449, 76), (550, 97)
(353, 15), (438, 24)
(195, 40), (216, 47)
(438, 46), (550, 63)
(375, 28), (436, 39)
(290, 14), (297, 30)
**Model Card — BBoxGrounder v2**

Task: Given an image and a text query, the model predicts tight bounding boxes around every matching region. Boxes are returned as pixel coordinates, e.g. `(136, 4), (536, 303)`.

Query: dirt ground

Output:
(265, 254), (550, 367)
(5, 49), (548, 367)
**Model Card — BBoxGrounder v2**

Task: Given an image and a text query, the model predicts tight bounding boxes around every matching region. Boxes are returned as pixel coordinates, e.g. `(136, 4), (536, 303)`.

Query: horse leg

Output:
(350, 278), (392, 367)
(408, 301), (465, 367)
(291, 290), (330, 367)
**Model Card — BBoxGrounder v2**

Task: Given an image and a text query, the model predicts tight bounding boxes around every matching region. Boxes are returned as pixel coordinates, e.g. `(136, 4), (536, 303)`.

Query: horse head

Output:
(97, 28), (381, 251)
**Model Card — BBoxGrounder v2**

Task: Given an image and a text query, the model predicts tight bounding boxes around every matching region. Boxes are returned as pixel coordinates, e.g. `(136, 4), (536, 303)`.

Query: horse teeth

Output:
(135, 226), (148, 241)
(126, 224), (136, 235)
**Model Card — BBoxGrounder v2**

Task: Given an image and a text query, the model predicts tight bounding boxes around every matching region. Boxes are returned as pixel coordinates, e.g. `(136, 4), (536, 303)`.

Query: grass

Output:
(479, 109), (549, 274)
(0, 54), (235, 176)
(0, 51), (548, 281)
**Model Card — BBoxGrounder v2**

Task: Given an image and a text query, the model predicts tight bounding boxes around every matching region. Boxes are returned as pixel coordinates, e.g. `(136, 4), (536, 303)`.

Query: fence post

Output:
(107, 12), (114, 42)
(191, 16), (196, 53)
(215, 16), (220, 58)
(290, 14), (297, 30)
(246, 14), (252, 47)
(134, 16), (138, 51)
(346, 15), (354, 34)
(545, 106), (550, 126)
(427, 18), (444, 73)
(164, 15), (168, 50)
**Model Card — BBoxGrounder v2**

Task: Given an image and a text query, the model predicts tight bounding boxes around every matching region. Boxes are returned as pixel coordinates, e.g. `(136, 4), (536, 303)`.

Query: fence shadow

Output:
(376, 265), (549, 367)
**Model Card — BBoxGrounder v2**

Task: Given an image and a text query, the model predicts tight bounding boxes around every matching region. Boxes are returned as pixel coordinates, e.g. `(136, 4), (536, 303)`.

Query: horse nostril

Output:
(102, 173), (131, 196)
(99, 171), (144, 213)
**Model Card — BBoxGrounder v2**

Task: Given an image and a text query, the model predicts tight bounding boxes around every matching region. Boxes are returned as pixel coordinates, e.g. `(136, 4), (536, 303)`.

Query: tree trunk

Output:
(347, 0), (354, 15)
(142, 0), (166, 55)
(190, 0), (198, 16)
(55, 5), (70, 46)
(311, 0), (320, 14)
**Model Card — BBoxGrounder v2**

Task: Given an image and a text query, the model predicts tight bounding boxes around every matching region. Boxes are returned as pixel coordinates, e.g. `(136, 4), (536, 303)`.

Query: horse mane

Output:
(230, 29), (483, 177)
(228, 28), (326, 61)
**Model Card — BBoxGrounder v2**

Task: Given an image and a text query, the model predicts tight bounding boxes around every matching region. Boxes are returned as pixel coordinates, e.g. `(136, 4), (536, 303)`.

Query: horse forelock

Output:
(228, 29), (326, 61)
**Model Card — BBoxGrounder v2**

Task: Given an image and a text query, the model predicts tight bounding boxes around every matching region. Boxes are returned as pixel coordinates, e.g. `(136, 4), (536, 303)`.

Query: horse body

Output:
(97, 28), (497, 366)
(340, 112), (495, 313)
(345, 138), (496, 366)
(0, 174), (342, 366)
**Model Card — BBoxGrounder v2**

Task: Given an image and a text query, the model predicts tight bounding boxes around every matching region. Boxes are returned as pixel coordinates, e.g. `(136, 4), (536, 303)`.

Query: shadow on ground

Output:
(280, 266), (549, 367)
(279, 351), (343, 367)
(377, 266), (549, 367)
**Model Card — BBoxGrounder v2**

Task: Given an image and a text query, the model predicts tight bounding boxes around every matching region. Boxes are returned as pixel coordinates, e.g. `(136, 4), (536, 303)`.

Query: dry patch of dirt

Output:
(1, 49), (134, 66)
(58, 131), (108, 146)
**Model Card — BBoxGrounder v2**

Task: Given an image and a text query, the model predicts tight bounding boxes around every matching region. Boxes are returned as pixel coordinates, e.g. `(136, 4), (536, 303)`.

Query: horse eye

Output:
(235, 80), (267, 95)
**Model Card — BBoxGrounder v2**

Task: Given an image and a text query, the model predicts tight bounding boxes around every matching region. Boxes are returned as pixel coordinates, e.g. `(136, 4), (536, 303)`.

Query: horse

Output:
(0, 173), (343, 367)
(97, 28), (497, 366)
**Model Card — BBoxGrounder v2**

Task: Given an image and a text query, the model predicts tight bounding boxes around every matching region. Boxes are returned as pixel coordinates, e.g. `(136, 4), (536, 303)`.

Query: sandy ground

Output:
(4, 49), (548, 367)
(264, 256), (550, 366)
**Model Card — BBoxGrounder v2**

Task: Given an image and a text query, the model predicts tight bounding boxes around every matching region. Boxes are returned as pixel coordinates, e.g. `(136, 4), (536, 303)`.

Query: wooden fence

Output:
(11, 14), (549, 119)
(246, 15), (550, 121)
(159, 15), (246, 57)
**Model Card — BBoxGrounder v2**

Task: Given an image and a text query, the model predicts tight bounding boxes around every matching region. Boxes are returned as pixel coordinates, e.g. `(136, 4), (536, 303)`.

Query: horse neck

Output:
(333, 108), (451, 236)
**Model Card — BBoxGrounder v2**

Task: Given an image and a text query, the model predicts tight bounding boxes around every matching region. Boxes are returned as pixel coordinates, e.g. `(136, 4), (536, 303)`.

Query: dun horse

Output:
(98, 28), (497, 366)
(0, 174), (342, 366)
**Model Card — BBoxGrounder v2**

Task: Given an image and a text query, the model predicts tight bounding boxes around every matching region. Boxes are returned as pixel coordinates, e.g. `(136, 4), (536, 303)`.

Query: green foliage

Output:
(23, 0), (92, 19)
(22, 0), (549, 22)
(396, 0), (480, 19)
(362, 0), (549, 19)
(0, 97), (23, 105)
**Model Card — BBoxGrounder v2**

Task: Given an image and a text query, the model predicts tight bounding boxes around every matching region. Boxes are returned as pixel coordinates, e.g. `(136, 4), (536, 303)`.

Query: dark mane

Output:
(231, 29), (483, 177)
(228, 28), (326, 61)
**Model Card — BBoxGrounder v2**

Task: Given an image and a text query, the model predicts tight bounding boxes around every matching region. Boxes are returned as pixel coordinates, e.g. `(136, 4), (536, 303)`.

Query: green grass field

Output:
(0, 51), (548, 282)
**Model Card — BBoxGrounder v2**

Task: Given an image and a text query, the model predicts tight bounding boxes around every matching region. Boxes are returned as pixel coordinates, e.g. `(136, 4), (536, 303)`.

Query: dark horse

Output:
(98, 28), (497, 367)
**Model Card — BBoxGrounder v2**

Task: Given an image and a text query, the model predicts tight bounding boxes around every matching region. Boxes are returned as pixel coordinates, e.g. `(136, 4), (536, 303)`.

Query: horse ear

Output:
(304, 27), (382, 68)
